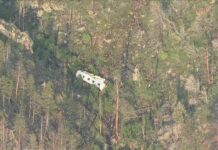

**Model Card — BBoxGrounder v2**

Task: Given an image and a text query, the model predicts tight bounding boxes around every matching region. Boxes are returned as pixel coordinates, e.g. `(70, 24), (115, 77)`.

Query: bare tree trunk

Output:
(52, 133), (55, 150)
(45, 107), (49, 132)
(57, 110), (63, 150)
(22, 7), (25, 30)
(15, 65), (20, 99)
(138, 76), (146, 142)
(4, 127), (7, 149)
(40, 116), (44, 150)
(205, 49), (211, 85)
(83, 107), (85, 120)
(99, 92), (102, 135)
(115, 79), (119, 140)
(142, 115), (145, 140)
(3, 44), (5, 63)
(6, 47), (8, 61)
(79, 106), (81, 132)
(15, 128), (21, 150)
(32, 105), (35, 124)
(18, 4), (21, 28)
(92, 0), (94, 11)
(2, 114), (5, 150)
(2, 95), (5, 110)
(60, 133), (63, 150)
(2, 95), (5, 149)
(29, 99), (31, 119)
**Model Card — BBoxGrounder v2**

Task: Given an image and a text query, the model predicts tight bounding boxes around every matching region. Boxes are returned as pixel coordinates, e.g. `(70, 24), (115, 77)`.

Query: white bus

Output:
(76, 70), (107, 91)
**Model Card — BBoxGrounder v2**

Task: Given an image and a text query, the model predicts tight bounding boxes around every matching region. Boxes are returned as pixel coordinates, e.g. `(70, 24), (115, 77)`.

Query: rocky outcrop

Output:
(26, 0), (64, 13)
(212, 38), (218, 49)
(158, 124), (183, 150)
(132, 66), (140, 81)
(0, 19), (33, 53)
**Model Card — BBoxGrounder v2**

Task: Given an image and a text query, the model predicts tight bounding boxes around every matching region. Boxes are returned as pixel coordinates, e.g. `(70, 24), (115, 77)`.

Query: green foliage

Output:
(147, 143), (163, 150)
(159, 51), (168, 60)
(56, 48), (70, 61)
(0, 1), (16, 21)
(82, 33), (91, 44)
(103, 98), (113, 113)
(92, 144), (101, 150)
(173, 102), (186, 123)
(34, 32), (55, 61)
(0, 40), (5, 66)
(40, 81), (56, 111)
(43, 12), (52, 22)
(29, 134), (38, 150)
(61, 96), (80, 127)
(190, 33), (208, 48)
(13, 113), (27, 138)
(122, 122), (141, 139)
(183, 8), (196, 29)
(25, 75), (35, 98)
(93, 133), (104, 149)
(208, 85), (218, 120)
(0, 76), (13, 100)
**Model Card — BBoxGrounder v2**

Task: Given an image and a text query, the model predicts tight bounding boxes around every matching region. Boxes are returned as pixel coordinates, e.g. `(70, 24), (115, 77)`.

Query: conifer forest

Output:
(0, 0), (218, 149)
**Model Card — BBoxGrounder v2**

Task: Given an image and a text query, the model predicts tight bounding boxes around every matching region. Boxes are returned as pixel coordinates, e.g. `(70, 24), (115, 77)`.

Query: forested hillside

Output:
(0, 0), (218, 149)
